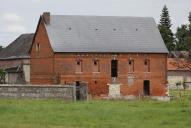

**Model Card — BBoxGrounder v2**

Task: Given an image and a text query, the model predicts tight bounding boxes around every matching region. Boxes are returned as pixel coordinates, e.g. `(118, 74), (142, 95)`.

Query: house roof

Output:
(5, 66), (22, 73)
(0, 34), (34, 60)
(167, 58), (191, 71)
(44, 15), (168, 53)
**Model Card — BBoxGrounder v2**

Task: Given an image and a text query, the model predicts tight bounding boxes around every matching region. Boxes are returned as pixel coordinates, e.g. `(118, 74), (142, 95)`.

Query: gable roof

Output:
(0, 34), (34, 60)
(44, 15), (168, 53)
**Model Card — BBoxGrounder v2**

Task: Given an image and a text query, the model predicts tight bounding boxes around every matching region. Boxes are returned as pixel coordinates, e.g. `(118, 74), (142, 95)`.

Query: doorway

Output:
(76, 81), (80, 100)
(75, 81), (88, 100)
(143, 80), (150, 96)
(111, 60), (118, 77)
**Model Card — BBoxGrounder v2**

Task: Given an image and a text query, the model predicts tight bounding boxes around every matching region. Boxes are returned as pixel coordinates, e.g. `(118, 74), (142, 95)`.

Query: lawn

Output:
(0, 90), (191, 128)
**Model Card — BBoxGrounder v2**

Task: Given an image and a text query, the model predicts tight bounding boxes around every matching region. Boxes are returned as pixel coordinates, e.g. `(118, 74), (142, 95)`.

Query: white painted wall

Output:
(108, 84), (121, 98)
(22, 59), (30, 83)
(23, 65), (30, 83)
(168, 71), (191, 88)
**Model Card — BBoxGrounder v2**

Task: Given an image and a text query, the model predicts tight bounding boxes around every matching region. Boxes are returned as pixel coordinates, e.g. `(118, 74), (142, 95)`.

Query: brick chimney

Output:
(42, 12), (50, 25)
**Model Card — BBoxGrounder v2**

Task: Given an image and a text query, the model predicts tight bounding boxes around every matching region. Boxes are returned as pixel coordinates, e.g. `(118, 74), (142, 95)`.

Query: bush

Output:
(0, 69), (7, 84)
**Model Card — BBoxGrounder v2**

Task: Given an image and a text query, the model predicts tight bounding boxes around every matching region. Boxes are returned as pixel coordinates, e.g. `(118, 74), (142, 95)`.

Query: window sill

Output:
(75, 72), (82, 74)
(93, 72), (100, 74)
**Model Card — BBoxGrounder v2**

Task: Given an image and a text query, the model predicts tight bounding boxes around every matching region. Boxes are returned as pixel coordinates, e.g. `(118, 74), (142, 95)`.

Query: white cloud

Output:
(4, 24), (27, 33)
(1, 0), (191, 46)
(0, 33), (20, 46)
(183, 19), (189, 25)
(0, 13), (27, 34)
(2, 13), (24, 22)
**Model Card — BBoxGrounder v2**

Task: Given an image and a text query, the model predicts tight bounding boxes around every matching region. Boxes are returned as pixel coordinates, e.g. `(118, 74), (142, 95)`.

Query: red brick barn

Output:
(30, 12), (168, 98)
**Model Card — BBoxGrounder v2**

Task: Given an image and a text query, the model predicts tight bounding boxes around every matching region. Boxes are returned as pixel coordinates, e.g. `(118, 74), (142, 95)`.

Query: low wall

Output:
(0, 85), (75, 100)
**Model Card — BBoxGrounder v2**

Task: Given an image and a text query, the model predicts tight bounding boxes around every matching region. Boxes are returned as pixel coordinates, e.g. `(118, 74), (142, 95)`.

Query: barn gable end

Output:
(30, 14), (55, 84)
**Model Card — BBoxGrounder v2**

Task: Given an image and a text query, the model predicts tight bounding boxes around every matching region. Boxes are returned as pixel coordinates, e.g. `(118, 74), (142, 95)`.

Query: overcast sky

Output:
(0, 0), (191, 46)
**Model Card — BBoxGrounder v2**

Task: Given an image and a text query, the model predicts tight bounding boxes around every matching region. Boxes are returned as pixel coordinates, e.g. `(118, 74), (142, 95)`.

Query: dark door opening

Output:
(75, 81), (88, 101)
(76, 81), (80, 100)
(143, 80), (150, 96)
(111, 60), (118, 77)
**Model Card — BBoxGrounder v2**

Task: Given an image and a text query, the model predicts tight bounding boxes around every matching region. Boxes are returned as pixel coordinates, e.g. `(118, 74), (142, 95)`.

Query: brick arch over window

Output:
(76, 59), (82, 73)
(128, 58), (134, 72)
(92, 59), (100, 73)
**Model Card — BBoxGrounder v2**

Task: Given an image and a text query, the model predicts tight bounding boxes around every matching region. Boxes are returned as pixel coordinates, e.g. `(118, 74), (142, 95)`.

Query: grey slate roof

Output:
(45, 15), (168, 53)
(0, 34), (34, 59)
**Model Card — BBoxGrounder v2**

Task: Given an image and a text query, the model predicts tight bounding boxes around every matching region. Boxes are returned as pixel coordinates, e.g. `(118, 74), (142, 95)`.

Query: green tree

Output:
(183, 36), (191, 51)
(174, 12), (191, 71)
(175, 12), (191, 51)
(189, 12), (191, 32)
(0, 69), (7, 84)
(175, 25), (190, 50)
(158, 5), (175, 51)
(0, 46), (3, 52)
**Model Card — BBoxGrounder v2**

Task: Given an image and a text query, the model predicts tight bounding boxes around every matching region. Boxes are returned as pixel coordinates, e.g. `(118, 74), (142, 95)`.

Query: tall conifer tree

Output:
(158, 5), (175, 51)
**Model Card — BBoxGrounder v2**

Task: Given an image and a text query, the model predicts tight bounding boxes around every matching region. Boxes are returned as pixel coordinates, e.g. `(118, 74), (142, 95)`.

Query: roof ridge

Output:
(50, 15), (154, 19)
(20, 33), (34, 36)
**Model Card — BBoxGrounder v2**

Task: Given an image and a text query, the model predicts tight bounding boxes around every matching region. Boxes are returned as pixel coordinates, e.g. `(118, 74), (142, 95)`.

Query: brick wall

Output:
(56, 53), (167, 96)
(0, 59), (22, 69)
(30, 17), (168, 97)
(30, 17), (54, 84)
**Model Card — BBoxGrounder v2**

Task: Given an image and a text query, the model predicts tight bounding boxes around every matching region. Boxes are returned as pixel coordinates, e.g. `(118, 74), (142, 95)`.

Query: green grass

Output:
(0, 90), (191, 128)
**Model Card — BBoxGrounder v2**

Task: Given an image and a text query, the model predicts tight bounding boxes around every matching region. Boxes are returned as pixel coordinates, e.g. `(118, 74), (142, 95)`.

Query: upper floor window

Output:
(93, 60), (100, 73)
(144, 59), (150, 72)
(111, 60), (118, 77)
(76, 59), (82, 73)
(128, 59), (134, 72)
(36, 43), (40, 52)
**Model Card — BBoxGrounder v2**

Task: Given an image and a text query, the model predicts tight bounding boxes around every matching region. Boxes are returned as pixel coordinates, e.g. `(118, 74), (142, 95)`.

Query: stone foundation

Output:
(104, 95), (170, 101)
(151, 96), (170, 101)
